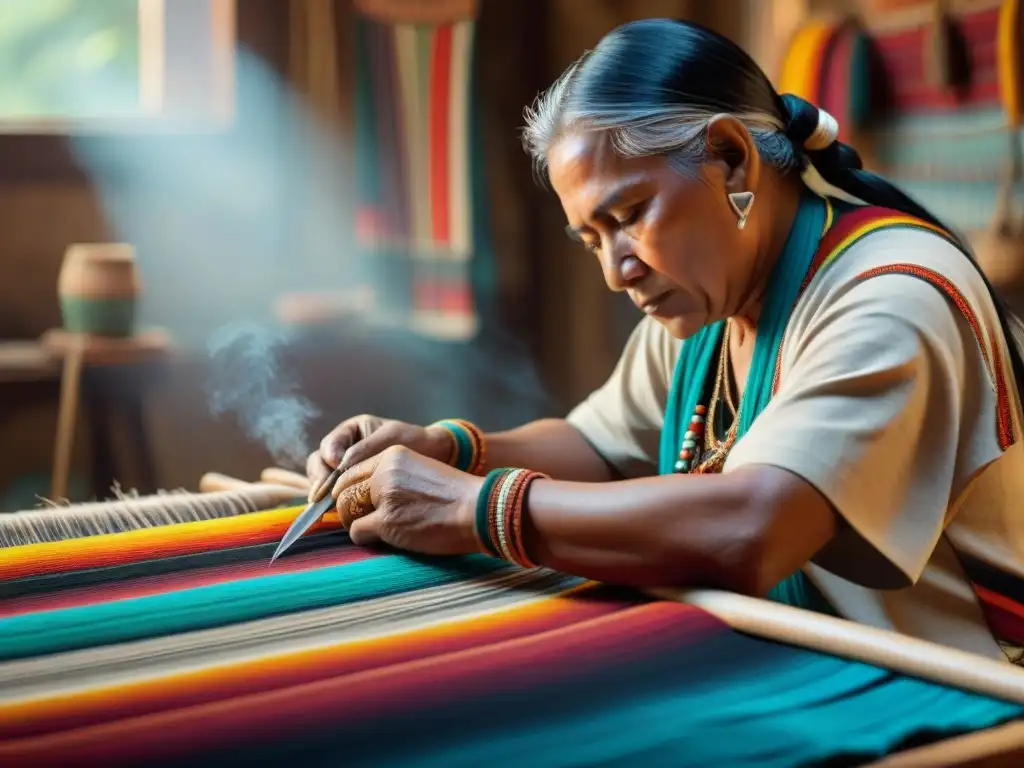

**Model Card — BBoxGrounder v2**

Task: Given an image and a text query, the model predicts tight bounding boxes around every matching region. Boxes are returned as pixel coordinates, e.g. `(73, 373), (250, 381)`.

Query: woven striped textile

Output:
(354, 8), (492, 341)
(778, 18), (873, 142)
(777, 0), (1024, 235)
(1, 500), (1022, 767)
(868, 1), (1023, 234)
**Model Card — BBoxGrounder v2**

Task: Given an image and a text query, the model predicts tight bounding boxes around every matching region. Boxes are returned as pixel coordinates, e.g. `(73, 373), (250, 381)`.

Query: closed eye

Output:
(614, 201), (648, 228)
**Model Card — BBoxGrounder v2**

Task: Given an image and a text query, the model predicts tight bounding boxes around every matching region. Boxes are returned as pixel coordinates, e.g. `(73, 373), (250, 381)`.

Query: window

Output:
(0, 0), (235, 133)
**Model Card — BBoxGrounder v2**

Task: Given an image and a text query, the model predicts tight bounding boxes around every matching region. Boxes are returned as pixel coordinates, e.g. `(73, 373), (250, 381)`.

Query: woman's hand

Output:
(331, 445), (484, 555)
(306, 415), (454, 500)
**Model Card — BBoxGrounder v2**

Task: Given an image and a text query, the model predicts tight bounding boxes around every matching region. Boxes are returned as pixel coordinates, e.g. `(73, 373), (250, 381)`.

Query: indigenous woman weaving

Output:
(309, 18), (1024, 664)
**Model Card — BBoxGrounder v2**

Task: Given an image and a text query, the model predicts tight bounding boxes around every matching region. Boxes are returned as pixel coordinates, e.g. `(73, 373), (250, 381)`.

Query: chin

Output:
(655, 314), (704, 340)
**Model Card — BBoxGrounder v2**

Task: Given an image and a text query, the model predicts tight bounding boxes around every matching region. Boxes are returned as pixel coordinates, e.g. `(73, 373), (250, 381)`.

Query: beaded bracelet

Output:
(433, 419), (487, 475)
(474, 467), (547, 568)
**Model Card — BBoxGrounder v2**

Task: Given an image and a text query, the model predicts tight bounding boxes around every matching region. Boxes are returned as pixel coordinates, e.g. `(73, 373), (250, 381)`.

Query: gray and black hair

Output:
(520, 18), (1024, 400)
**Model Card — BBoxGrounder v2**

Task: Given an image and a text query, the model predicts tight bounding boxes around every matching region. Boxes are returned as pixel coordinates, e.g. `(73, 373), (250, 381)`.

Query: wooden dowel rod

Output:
(260, 467), (310, 491)
(198, 472), (254, 493)
(651, 588), (1024, 705)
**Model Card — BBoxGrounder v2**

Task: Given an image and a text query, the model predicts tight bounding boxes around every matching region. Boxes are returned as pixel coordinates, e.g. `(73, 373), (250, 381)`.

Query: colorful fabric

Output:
(872, 5), (1002, 113)
(0, 507), (1021, 767)
(780, 3), (1024, 234)
(354, 11), (493, 340)
(999, 0), (1024, 126)
(777, 19), (872, 140)
(868, 2), (1023, 234)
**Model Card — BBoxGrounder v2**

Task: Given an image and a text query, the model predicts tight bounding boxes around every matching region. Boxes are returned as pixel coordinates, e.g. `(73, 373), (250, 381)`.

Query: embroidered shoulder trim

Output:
(771, 206), (1016, 450)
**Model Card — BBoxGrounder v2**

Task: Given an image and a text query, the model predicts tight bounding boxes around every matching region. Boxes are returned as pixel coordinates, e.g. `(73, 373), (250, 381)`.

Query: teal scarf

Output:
(658, 190), (833, 612)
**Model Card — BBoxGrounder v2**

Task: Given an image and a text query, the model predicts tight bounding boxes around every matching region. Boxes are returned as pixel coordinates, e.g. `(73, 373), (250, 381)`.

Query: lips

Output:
(639, 291), (672, 315)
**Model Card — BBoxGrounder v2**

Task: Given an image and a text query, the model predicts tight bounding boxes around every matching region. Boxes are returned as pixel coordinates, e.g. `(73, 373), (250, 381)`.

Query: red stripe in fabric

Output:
(976, 585), (1024, 646)
(0, 603), (722, 766)
(822, 27), (855, 143)
(803, 206), (902, 288)
(428, 24), (452, 244)
(0, 548), (374, 618)
(812, 24), (843, 108)
(442, 285), (472, 313)
(855, 263), (1016, 449)
(872, 7), (1001, 111)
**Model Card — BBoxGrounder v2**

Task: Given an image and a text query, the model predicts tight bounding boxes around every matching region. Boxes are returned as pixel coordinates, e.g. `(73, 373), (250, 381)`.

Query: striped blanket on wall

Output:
(353, 4), (493, 341)
(1, 502), (1023, 767)
(778, 0), (1024, 235)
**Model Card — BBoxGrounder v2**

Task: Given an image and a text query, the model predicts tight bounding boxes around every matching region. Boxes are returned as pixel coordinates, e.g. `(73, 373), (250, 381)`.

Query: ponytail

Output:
(781, 93), (1024, 406)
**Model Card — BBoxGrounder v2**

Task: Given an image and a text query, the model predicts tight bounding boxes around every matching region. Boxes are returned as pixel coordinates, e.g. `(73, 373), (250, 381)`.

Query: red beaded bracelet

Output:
(481, 467), (546, 568)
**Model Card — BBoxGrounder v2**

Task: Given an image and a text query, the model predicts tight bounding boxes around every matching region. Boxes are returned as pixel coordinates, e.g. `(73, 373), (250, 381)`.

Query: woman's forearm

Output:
(481, 418), (615, 482)
(519, 466), (836, 595)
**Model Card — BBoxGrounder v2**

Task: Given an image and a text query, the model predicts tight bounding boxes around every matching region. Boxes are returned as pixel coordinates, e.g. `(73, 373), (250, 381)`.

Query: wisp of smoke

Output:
(205, 322), (320, 467)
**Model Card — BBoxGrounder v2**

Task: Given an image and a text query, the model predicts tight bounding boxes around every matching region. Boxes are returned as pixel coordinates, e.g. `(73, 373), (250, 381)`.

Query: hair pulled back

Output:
(522, 18), (1024, 401)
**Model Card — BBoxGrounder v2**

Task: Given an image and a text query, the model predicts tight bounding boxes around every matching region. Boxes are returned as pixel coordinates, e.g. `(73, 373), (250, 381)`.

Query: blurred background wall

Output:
(0, 0), (1019, 509)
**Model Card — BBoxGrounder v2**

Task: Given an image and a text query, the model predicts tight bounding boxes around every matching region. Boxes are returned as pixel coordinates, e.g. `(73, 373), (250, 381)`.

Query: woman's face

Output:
(547, 121), (763, 339)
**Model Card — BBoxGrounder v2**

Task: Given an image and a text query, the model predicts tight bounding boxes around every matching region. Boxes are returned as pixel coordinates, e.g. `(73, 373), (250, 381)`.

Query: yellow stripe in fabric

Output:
(779, 21), (832, 98)
(415, 25), (436, 253)
(819, 216), (951, 275)
(0, 581), (599, 723)
(394, 24), (430, 251)
(998, 0), (1022, 126)
(447, 19), (474, 260)
(0, 506), (333, 581)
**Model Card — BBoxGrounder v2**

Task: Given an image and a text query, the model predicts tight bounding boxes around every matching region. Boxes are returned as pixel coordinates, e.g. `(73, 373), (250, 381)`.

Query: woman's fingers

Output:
(332, 454), (380, 499)
(348, 509), (383, 546)
(319, 416), (372, 467)
(336, 479), (375, 528)
(305, 452), (334, 502)
(336, 421), (404, 473)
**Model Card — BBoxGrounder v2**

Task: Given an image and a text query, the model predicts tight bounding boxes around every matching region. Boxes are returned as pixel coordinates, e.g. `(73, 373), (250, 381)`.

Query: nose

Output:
(599, 232), (647, 292)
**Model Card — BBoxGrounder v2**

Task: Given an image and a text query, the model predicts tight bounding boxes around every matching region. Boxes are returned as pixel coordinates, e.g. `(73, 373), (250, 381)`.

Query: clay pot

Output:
(57, 243), (141, 337)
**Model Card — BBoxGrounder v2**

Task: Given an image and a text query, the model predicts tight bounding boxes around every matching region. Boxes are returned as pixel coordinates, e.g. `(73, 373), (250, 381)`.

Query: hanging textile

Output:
(777, 17), (873, 144)
(868, 1), (1022, 235)
(353, 0), (492, 341)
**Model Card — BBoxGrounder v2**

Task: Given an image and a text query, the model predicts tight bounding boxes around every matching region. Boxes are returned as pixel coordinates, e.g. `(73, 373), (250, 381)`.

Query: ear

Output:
(704, 114), (761, 195)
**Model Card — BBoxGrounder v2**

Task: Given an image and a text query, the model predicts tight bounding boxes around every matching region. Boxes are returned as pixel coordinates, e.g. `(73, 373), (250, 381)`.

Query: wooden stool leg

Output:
(123, 390), (158, 494)
(51, 347), (84, 500)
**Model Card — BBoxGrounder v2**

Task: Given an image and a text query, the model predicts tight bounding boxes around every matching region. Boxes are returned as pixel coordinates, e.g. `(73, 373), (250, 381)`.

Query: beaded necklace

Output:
(675, 319), (740, 474)
(670, 194), (836, 476)
(679, 319), (737, 475)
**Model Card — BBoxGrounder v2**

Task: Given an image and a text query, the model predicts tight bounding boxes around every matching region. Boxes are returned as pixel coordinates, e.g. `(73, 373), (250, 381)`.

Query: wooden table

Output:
(0, 329), (173, 502)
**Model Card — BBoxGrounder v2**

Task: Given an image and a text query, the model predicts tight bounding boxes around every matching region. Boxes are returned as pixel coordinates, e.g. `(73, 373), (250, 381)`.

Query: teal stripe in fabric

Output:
(366, 646), (1022, 768)
(354, 15), (382, 206)
(0, 554), (512, 661)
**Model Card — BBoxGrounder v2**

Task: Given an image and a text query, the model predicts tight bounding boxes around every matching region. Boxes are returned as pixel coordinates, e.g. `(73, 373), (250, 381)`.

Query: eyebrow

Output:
(564, 184), (639, 241)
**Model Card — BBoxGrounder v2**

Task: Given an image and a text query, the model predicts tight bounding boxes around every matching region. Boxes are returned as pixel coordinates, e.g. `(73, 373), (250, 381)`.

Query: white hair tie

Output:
(803, 108), (839, 151)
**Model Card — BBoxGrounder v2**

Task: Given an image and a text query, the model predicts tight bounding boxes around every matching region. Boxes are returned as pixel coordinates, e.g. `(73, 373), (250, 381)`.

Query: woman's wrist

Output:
(473, 467), (547, 567)
(429, 419), (487, 475)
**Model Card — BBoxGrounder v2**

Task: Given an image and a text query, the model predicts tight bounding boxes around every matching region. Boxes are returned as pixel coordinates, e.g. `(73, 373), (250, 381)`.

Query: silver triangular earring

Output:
(728, 191), (755, 230)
